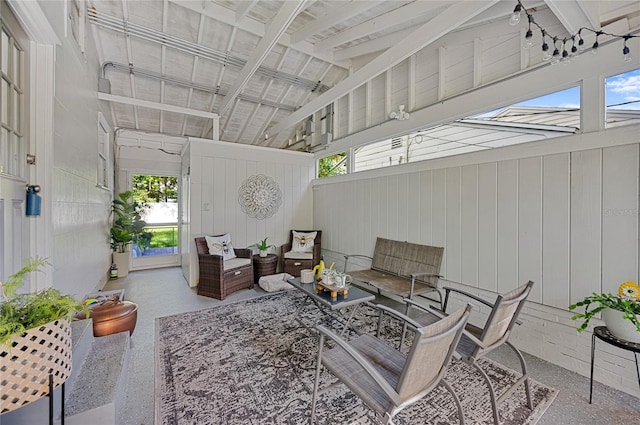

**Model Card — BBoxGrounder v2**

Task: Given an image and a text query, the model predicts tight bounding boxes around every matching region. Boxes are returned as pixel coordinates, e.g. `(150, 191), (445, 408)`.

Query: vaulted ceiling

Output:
(89, 0), (640, 151)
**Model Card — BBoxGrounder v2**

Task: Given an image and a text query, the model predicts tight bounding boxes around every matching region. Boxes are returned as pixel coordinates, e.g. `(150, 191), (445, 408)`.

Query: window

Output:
(0, 25), (24, 177)
(97, 113), (111, 189)
(353, 86), (581, 172)
(318, 152), (347, 178)
(605, 68), (640, 128)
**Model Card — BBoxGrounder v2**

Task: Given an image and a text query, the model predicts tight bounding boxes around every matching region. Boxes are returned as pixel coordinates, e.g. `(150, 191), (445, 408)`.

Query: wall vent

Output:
(391, 137), (403, 149)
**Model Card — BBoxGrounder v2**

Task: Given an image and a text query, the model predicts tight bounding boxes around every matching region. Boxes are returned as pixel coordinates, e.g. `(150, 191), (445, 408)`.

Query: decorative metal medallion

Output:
(238, 174), (282, 219)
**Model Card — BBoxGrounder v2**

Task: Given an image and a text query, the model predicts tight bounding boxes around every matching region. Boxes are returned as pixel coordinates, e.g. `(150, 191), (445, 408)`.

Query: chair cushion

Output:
(223, 257), (250, 271)
(258, 273), (293, 292)
(283, 251), (313, 260)
(205, 234), (236, 261)
(291, 231), (317, 253)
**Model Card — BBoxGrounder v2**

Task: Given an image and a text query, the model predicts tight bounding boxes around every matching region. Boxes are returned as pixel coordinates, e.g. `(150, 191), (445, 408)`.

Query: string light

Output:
(511, 0), (638, 64)
(623, 35), (632, 62)
(510, 2), (522, 26)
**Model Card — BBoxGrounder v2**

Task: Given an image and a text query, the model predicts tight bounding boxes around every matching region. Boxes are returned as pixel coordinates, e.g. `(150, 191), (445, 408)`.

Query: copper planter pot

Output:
(81, 300), (139, 337)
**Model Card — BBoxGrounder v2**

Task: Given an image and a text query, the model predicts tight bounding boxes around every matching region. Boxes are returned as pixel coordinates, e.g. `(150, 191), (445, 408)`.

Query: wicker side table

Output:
(253, 253), (278, 283)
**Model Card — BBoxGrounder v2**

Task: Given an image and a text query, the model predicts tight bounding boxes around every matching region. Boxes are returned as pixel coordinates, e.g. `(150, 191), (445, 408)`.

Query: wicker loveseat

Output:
(194, 237), (254, 300)
(344, 237), (444, 306)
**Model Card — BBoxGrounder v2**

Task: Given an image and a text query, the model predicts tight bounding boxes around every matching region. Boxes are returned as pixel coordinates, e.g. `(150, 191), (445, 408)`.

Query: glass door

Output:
(130, 174), (179, 270)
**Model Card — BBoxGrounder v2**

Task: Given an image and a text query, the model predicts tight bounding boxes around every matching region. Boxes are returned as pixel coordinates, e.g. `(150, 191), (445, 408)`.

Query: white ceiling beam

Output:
(332, 1), (547, 61)
(314, 1), (450, 52)
(235, 0), (259, 22)
(99, 93), (219, 120)
(600, 3), (640, 25)
(334, 25), (418, 61)
(290, 0), (385, 44)
(170, 0), (346, 68)
(266, 0), (500, 137)
(544, 0), (598, 34)
(218, 0), (309, 115)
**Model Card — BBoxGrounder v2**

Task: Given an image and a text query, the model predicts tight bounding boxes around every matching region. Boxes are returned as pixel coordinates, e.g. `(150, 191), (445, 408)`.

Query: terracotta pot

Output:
(79, 300), (138, 337)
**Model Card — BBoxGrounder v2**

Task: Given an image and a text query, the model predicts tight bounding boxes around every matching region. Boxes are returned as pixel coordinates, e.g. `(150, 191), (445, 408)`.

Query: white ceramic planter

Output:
(112, 251), (131, 277)
(601, 308), (640, 343)
(259, 249), (267, 257)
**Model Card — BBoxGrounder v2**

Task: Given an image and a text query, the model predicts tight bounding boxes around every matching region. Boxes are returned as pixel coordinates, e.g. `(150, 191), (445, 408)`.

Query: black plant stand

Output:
(589, 326), (640, 403)
(48, 371), (65, 425)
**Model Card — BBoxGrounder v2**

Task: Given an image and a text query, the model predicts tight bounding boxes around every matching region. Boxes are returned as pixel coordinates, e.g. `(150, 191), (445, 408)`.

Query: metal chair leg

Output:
(310, 334), (325, 424)
(507, 341), (533, 409)
(441, 379), (465, 425)
(471, 361), (501, 425)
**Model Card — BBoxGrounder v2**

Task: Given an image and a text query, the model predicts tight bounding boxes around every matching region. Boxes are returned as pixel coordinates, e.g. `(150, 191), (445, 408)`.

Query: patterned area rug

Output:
(156, 291), (557, 424)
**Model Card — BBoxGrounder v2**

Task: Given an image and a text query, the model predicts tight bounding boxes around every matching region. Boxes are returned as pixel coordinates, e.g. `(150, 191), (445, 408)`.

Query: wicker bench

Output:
(344, 237), (444, 306)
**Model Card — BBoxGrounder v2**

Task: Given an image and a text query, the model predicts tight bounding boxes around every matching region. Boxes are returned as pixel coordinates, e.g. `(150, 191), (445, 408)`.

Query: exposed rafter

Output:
(290, 0), (385, 44)
(314, 1), (450, 52)
(99, 92), (220, 140)
(169, 0), (346, 67)
(218, 0), (308, 115)
(267, 0), (500, 138)
(544, 0), (599, 34)
(235, 0), (258, 22)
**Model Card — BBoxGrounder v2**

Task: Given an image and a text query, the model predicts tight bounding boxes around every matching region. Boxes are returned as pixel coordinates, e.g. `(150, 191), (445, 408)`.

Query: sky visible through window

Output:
(513, 68), (640, 110)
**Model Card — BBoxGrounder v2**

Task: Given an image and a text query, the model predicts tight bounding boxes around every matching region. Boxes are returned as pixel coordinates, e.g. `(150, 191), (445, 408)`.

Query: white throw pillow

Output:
(291, 231), (317, 253)
(205, 234), (237, 261)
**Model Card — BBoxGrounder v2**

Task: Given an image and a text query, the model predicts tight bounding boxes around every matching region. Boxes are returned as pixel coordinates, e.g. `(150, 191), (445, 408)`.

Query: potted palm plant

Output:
(110, 191), (149, 277)
(0, 258), (88, 414)
(569, 281), (640, 343)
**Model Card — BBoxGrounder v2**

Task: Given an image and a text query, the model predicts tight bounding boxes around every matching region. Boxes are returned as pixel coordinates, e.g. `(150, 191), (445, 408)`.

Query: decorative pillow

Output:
(291, 231), (317, 253)
(205, 234), (237, 261)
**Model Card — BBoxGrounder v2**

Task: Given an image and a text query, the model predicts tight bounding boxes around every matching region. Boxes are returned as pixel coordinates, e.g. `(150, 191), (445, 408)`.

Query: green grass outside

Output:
(146, 227), (178, 248)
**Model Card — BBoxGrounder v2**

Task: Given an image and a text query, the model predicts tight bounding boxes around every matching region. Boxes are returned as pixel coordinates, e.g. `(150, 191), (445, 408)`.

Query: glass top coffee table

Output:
(287, 277), (375, 335)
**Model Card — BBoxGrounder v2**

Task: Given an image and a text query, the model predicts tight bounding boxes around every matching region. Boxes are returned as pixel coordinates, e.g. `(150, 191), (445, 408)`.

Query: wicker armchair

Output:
(194, 236), (254, 300)
(281, 230), (322, 277)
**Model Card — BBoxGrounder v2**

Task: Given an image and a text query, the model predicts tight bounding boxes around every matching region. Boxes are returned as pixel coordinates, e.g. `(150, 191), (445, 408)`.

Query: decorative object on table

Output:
(312, 255), (325, 279)
(110, 191), (150, 277)
(250, 237), (275, 257)
(569, 281), (640, 343)
(77, 295), (138, 337)
(300, 269), (315, 284)
(281, 230), (322, 277)
(237, 174), (282, 219)
(156, 291), (558, 424)
(0, 258), (88, 415)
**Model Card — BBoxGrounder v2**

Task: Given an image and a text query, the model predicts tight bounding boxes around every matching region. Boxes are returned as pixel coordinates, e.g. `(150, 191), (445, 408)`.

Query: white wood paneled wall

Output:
(314, 128), (640, 395)
(315, 139), (640, 310)
(184, 139), (315, 285)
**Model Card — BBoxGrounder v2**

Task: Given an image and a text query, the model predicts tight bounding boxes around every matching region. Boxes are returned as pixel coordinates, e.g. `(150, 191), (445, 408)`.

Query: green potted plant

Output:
(0, 258), (88, 414)
(111, 191), (149, 277)
(569, 281), (640, 343)
(251, 237), (275, 257)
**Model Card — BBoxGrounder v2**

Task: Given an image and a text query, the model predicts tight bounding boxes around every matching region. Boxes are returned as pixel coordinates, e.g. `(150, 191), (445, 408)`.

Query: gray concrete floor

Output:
(104, 267), (640, 425)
